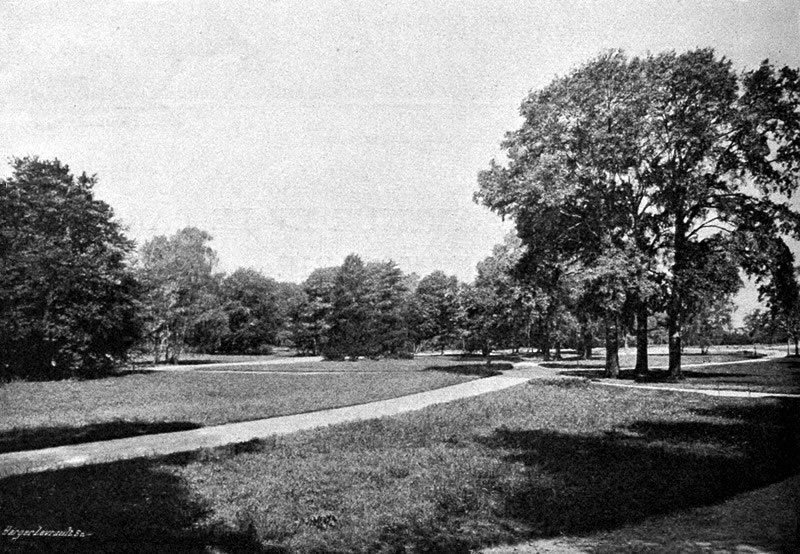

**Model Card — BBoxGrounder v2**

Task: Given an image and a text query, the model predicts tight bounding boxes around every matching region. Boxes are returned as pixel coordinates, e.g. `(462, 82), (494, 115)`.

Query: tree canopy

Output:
(0, 157), (141, 379)
(477, 49), (800, 379)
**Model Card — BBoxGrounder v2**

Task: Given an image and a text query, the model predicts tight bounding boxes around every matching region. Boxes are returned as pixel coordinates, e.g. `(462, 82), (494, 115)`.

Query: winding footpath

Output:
(0, 373), (529, 478)
(0, 352), (794, 478)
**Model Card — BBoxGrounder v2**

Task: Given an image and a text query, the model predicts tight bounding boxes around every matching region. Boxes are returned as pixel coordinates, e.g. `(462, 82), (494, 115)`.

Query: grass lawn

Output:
(540, 349), (764, 371)
(556, 357), (800, 395)
(2, 381), (797, 552)
(193, 355), (509, 373)
(0, 364), (489, 453)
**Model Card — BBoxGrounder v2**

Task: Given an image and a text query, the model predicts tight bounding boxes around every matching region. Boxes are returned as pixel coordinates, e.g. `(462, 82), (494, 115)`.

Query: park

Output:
(2, 6), (800, 553)
(0, 347), (797, 551)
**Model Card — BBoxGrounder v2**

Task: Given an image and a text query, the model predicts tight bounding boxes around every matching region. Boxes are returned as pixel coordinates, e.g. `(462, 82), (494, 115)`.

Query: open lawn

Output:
(557, 357), (800, 395)
(539, 348), (766, 371)
(187, 355), (510, 373)
(2, 381), (797, 552)
(0, 364), (489, 453)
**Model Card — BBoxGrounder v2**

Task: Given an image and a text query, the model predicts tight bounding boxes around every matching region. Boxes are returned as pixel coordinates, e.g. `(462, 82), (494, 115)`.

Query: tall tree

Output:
(365, 260), (410, 356)
(324, 254), (373, 359)
(136, 227), (218, 363)
(637, 51), (800, 378)
(477, 51), (658, 375)
(477, 49), (800, 380)
(415, 271), (462, 354)
(0, 157), (140, 379)
(293, 266), (338, 355)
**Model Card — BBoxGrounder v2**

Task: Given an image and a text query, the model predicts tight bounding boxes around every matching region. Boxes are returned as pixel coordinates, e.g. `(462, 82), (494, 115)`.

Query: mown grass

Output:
(558, 358), (800, 394)
(200, 355), (507, 373)
(3, 382), (796, 552)
(540, 349), (762, 370)
(0, 370), (477, 453)
(576, 474), (800, 553)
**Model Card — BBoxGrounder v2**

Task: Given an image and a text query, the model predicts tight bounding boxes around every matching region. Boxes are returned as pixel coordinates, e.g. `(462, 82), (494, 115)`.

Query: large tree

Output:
(477, 49), (800, 379)
(477, 51), (658, 375)
(638, 50), (800, 378)
(0, 157), (141, 379)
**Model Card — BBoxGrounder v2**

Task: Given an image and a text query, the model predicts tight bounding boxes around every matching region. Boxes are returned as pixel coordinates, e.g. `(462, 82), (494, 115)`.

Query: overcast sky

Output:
(2, 0), (799, 322)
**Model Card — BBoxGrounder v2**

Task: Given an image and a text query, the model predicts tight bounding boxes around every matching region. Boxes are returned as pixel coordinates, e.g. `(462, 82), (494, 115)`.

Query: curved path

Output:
(1, 353), (791, 477)
(0, 374), (529, 478)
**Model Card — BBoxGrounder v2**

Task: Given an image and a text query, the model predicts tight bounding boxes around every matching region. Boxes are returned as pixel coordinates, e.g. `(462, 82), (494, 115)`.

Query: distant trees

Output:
(0, 157), (141, 379)
(683, 295), (736, 354)
(215, 269), (285, 354)
(415, 271), (462, 354)
(319, 255), (413, 359)
(291, 267), (338, 355)
(135, 229), (310, 360)
(135, 227), (219, 363)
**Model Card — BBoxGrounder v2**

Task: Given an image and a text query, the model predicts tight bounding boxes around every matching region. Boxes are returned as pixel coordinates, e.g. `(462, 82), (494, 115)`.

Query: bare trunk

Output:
(539, 322), (551, 360)
(668, 211), (687, 380)
(578, 317), (592, 360)
(635, 300), (649, 379)
(604, 313), (620, 378)
(667, 300), (682, 380)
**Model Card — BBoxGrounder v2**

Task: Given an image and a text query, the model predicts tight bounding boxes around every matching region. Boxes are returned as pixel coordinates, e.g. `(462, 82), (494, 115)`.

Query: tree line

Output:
(2, 48), (800, 381)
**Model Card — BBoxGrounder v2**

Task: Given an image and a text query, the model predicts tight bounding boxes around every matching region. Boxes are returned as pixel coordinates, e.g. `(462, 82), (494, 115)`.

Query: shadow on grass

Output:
(0, 458), (280, 554)
(457, 353), (525, 363)
(0, 421), (203, 454)
(478, 400), (800, 540)
(556, 369), (754, 381)
(424, 363), (512, 377)
(542, 361), (606, 370)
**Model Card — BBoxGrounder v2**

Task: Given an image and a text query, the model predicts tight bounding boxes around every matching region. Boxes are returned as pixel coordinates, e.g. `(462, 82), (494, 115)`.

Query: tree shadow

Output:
(542, 361), (606, 369)
(556, 369), (754, 380)
(477, 399), (800, 541)
(0, 456), (281, 553)
(423, 363), (511, 377)
(457, 353), (524, 363)
(0, 421), (203, 454)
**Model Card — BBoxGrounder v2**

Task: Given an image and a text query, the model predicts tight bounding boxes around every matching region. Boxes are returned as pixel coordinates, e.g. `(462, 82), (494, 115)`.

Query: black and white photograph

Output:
(1, 1), (799, 552)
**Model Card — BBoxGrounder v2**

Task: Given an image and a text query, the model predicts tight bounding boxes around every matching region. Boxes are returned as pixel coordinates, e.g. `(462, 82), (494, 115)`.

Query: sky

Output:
(1, 0), (799, 324)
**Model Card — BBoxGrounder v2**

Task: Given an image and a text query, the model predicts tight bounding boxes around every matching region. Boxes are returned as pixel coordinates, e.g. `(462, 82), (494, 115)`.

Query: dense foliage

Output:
(0, 158), (141, 379)
(477, 49), (800, 378)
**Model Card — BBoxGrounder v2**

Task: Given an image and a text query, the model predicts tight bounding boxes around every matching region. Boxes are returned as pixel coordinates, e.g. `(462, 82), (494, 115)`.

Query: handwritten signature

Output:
(2, 525), (92, 541)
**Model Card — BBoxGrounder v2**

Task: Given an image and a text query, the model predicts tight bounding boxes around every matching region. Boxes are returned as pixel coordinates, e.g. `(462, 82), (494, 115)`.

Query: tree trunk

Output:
(668, 212), (688, 380)
(667, 300), (683, 380)
(795, 337), (798, 357)
(635, 300), (649, 379)
(577, 317), (590, 359)
(583, 323), (593, 360)
(604, 313), (620, 378)
(541, 336), (551, 361)
(554, 341), (562, 360)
